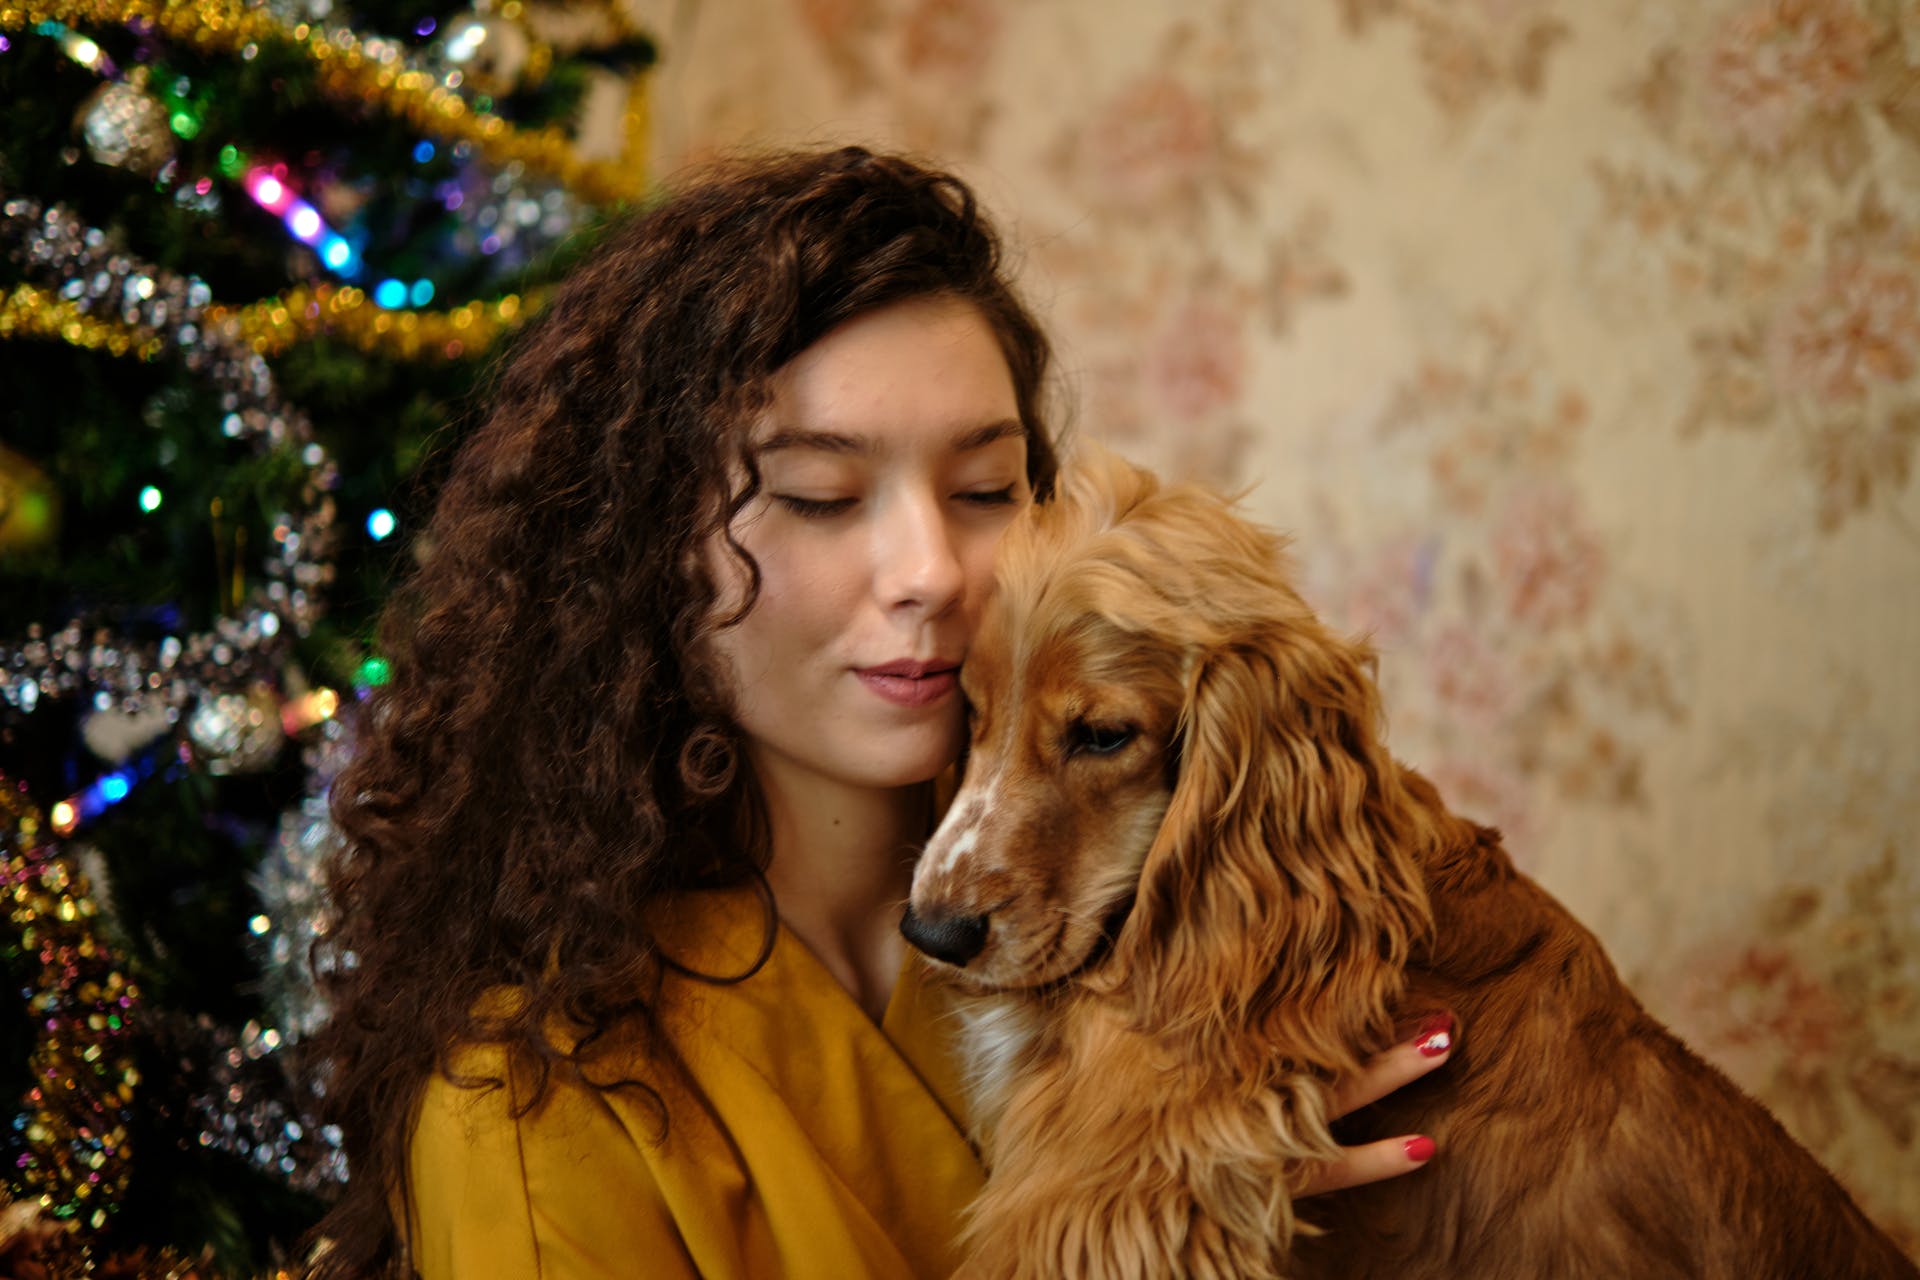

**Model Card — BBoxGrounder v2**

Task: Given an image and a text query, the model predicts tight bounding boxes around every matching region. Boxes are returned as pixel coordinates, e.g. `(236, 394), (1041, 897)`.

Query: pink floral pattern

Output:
(1652, 849), (1920, 1254)
(1143, 296), (1248, 423)
(793, 0), (884, 89)
(1670, 938), (1854, 1089)
(1081, 75), (1229, 212)
(1425, 622), (1512, 728)
(794, 0), (874, 45)
(1336, 536), (1436, 648)
(900, 0), (1000, 81)
(1304, 315), (1686, 855)
(784, 0), (1002, 151)
(1600, 0), (1920, 532)
(1493, 483), (1605, 630)
(1703, 0), (1875, 154)
(1767, 255), (1920, 403)
(1420, 755), (1540, 857)
(1338, 0), (1571, 117)
(1024, 13), (1333, 486)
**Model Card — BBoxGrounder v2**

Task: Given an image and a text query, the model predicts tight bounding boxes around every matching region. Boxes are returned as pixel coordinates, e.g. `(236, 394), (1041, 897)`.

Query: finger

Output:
(1299, 1134), (1438, 1197)
(1328, 1010), (1457, 1118)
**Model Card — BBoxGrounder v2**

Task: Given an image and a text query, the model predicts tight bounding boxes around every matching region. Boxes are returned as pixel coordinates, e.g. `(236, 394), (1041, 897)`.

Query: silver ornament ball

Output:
(441, 13), (532, 96)
(187, 685), (286, 775)
(76, 81), (176, 175)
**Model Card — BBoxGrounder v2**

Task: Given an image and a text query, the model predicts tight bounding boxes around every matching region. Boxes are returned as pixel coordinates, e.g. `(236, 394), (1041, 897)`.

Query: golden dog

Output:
(902, 451), (1916, 1279)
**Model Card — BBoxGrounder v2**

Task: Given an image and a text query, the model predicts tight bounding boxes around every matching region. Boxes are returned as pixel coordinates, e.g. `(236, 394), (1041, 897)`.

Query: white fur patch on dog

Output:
(923, 771), (999, 880)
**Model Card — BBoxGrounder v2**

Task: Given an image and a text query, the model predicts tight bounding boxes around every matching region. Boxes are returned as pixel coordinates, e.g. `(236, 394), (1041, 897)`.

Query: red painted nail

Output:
(1404, 1135), (1436, 1164)
(1414, 1011), (1454, 1058)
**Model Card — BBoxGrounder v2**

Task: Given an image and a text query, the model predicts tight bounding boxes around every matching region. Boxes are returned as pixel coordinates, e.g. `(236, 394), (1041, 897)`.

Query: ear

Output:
(1103, 616), (1435, 1080)
(1054, 442), (1159, 526)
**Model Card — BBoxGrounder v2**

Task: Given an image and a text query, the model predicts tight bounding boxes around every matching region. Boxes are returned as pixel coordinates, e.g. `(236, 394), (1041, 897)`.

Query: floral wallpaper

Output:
(628, 0), (1920, 1250)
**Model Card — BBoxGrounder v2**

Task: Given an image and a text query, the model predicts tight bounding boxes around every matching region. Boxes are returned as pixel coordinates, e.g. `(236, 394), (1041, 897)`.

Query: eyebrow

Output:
(755, 418), (1026, 457)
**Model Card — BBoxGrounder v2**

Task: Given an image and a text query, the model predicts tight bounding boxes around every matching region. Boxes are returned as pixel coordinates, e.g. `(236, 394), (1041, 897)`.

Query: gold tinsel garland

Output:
(0, 781), (140, 1234)
(3, 280), (541, 360)
(205, 282), (541, 358)
(0, 0), (650, 206)
(0, 284), (167, 359)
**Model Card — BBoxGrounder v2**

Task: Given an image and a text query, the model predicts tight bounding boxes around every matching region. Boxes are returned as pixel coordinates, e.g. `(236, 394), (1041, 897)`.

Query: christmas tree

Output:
(0, 2), (652, 1271)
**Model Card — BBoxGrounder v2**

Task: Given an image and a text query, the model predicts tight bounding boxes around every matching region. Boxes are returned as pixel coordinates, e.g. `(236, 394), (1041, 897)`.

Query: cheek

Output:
(748, 516), (868, 609)
(711, 519), (845, 636)
(704, 519), (759, 622)
(959, 524), (1013, 608)
(705, 536), (800, 686)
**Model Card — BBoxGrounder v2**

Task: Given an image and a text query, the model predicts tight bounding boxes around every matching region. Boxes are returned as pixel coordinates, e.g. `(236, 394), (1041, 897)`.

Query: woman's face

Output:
(708, 293), (1032, 798)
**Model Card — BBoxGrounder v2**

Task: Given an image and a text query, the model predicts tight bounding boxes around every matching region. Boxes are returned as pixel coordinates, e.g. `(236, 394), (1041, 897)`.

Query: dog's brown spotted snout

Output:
(900, 903), (989, 967)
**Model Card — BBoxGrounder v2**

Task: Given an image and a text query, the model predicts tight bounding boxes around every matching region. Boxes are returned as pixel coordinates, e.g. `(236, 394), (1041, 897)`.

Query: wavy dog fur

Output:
(907, 450), (1917, 1279)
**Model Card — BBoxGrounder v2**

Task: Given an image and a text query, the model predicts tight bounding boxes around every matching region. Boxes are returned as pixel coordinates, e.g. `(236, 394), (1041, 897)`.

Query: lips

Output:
(855, 659), (961, 708)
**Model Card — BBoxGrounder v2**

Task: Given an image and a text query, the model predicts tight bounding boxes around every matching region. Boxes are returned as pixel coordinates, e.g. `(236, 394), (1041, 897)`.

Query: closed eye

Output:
(773, 494), (857, 519)
(776, 487), (1014, 518)
(959, 485), (1018, 508)
(1065, 720), (1136, 758)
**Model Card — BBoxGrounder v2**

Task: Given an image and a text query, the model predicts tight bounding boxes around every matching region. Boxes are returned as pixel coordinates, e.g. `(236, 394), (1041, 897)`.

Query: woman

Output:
(310, 146), (1454, 1278)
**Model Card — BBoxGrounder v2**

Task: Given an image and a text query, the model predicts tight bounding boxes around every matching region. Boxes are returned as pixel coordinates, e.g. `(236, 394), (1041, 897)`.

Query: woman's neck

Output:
(751, 749), (932, 1022)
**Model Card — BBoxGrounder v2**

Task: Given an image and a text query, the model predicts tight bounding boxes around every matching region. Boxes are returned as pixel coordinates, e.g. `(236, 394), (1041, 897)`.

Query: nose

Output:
(875, 490), (965, 617)
(900, 903), (990, 967)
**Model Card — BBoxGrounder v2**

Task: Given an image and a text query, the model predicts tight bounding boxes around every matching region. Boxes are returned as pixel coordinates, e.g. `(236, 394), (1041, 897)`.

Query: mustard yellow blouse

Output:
(405, 885), (985, 1278)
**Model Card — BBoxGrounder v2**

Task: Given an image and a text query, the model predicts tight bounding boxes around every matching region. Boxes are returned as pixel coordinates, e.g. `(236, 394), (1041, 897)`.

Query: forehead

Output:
(757, 294), (1020, 448)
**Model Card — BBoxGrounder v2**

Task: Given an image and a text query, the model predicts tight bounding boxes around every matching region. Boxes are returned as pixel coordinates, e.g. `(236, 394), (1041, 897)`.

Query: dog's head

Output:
(905, 449), (1433, 1065)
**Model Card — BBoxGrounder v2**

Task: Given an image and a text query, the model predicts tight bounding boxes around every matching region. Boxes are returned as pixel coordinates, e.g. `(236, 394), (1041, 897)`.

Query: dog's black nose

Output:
(900, 904), (990, 967)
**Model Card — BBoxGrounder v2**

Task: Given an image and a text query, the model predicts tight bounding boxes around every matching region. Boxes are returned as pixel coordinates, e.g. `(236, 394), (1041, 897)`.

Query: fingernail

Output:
(1404, 1135), (1436, 1164)
(1414, 1011), (1453, 1058)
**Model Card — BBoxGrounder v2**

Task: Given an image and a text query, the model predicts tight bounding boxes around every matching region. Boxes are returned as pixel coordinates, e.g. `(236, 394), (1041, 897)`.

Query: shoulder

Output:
(412, 996), (681, 1162)
(407, 1039), (698, 1278)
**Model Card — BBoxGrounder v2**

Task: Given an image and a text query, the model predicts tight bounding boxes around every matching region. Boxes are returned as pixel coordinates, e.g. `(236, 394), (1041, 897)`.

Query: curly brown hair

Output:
(306, 146), (1060, 1277)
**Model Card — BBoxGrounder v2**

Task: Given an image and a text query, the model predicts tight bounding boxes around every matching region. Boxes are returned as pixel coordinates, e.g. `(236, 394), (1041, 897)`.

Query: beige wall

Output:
(632, 0), (1920, 1244)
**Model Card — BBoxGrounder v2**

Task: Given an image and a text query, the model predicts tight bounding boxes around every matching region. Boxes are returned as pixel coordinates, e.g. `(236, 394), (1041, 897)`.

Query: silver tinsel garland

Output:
(0, 195), (340, 727)
(3, 194), (352, 1194)
(251, 710), (353, 1042)
(147, 1011), (347, 1194)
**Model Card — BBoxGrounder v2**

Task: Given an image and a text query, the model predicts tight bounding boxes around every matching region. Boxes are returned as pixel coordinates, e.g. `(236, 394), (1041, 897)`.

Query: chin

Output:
(852, 716), (964, 788)
(871, 735), (965, 789)
(855, 747), (961, 790)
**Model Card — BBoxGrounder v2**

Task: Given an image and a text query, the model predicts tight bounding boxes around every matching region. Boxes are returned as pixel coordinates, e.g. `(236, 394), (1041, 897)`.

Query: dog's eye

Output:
(1066, 721), (1136, 758)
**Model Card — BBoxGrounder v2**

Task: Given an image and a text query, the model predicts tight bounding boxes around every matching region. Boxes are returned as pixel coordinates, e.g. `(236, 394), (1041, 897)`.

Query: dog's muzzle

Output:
(899, 904), (990, 967)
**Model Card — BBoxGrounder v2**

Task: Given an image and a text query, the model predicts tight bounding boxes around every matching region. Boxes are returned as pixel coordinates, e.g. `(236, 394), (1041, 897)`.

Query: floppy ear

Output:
(1101, 614), (1436, 1082)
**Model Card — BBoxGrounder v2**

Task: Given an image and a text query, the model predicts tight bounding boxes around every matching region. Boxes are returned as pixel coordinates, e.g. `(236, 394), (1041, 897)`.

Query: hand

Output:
(1297, 1011), (1456, 1196)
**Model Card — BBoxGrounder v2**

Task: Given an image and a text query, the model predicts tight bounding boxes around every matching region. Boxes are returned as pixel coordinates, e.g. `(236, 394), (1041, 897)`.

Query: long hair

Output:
(307, 146), (1060, 1276)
